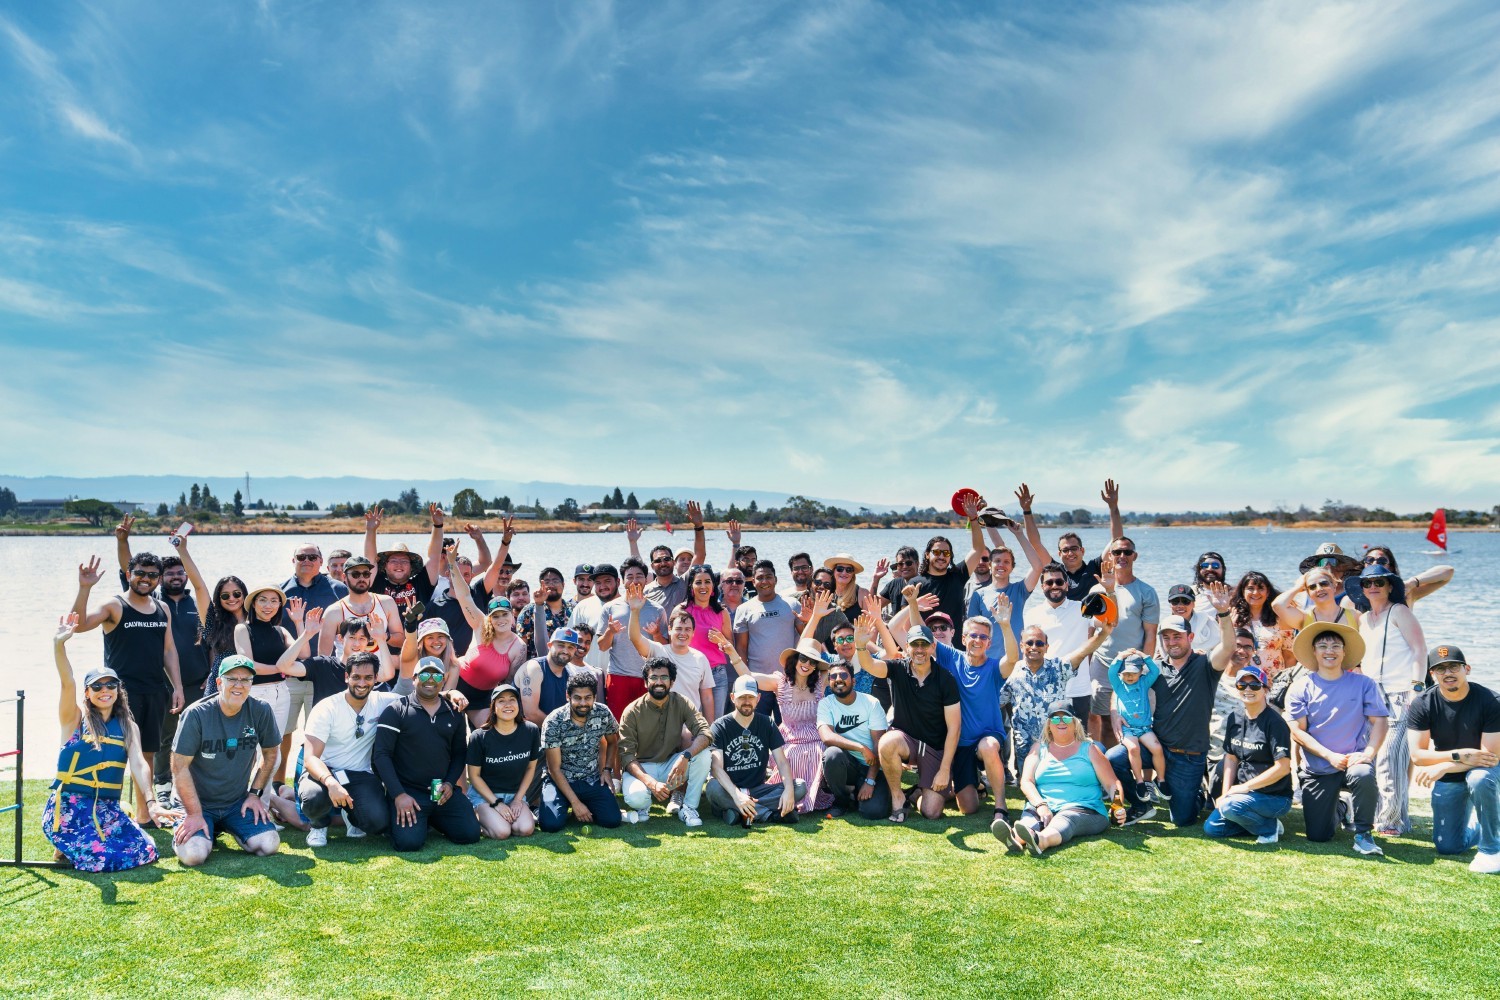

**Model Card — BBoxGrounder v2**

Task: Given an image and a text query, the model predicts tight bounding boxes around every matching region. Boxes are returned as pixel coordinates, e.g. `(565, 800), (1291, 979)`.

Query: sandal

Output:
(888, 806), (907, 824)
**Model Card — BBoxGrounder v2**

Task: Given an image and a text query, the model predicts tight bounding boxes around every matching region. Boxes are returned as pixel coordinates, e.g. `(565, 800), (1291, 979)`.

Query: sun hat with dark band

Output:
(1292, 621), (1365, 670)
(1298, 542), (1360, 575)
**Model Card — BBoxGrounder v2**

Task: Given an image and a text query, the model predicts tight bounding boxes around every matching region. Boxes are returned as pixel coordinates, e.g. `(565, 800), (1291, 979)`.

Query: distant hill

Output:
(0, 474), (1097, 517)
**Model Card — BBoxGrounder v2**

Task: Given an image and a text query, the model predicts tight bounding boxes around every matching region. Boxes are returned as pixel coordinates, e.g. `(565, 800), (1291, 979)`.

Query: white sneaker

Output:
(1256, 820), (1284, 845)
(679, 805), (702, 828)
(306, 827), (328, 847)
(343, 815), (366, 839)
(624, 810), (641, 824)
(666, 791), (684, 817)
(1470, 852), (1500, 874)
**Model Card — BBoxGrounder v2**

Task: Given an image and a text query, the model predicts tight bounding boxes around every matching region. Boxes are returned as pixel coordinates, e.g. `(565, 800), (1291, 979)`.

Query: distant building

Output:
(580, 508), (658, 521)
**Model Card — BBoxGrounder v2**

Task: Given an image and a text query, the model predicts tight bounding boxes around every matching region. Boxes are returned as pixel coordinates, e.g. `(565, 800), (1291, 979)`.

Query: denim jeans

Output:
(1430, 766), (1499, 856)
(1203, 790), (1292, 838)
(1108, 743), (1205, 825)
(539, 777), (623, 832)
(621, 751), (712, 812)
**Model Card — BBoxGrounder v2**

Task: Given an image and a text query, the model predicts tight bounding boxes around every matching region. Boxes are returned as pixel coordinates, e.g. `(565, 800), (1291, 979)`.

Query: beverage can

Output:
(430, 778), (444, 802)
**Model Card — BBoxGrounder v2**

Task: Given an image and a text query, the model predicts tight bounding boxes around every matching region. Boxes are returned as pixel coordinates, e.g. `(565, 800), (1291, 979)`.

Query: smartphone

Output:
(169, 522), (194, 547)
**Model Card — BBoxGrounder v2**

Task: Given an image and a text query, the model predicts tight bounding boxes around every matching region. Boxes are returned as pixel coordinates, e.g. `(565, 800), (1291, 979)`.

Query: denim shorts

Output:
(465, 786), (518, 809)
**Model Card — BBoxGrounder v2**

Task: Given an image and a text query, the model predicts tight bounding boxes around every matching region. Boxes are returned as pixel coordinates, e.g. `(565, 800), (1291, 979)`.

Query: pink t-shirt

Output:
(684, 603), (729, 667)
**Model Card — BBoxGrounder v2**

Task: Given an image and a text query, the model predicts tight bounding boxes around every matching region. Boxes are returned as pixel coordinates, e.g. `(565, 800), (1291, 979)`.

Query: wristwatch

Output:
(863, 777), (877, 786)
(1452, 751), (1461, 762)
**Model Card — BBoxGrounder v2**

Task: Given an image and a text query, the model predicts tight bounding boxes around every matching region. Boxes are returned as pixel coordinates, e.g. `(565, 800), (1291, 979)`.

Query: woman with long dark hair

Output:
(681, 565), (733, 717)
(1232, 572), (1295, 679)
(44, 611), (171, 869)
(175, 532), (246, 696)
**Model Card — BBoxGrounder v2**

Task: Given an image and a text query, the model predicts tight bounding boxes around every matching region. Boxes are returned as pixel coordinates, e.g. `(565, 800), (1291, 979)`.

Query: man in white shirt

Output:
(1025, 563), (1091, 720)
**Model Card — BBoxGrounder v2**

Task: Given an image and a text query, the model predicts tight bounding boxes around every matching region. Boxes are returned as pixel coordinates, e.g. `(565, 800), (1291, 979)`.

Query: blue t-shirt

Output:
(933, 643), (1007, 746)
(1287, 670), (1389, 775)
(967, 580), (1030, 639)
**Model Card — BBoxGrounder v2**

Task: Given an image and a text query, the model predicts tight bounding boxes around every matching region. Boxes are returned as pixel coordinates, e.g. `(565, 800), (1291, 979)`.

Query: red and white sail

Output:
(1426, 508), (1448, 551)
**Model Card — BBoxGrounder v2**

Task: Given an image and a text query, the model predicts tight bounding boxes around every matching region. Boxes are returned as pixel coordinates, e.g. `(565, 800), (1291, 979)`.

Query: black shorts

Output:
(454, 677), (492, 710)
(125, 683), (169, 754)
(1071, 695), (1092, 724)
(952, 733), (1008, 791)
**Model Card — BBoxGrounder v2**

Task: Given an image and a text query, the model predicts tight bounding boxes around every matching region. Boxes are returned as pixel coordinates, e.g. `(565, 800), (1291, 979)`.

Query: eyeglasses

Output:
(1198, 560), (1223, 570)
(832, 635), (855, 645)
(1023, 639), (1048, 648)
(346, 570), (373, 579)
(1234, 682), (1264, 691)
(1111, 549), (1135, 557)
(1364, 556), (1389, 566)
(88, 680), (120, 692)
(790, 564), (813, 573)
(219, 590), (244, 600)
(354, 714), (366, 739)
(221, 675), (253, 687)
(833, 565), (856, 574)
(1048, 714), (1074, 724)
(1058, 545), (1082, 554)
(295, 553), (321, 562)
(131, 570), (160, 580)
(1431, 663), (1464, 674)
(646, 673), (673, 684)
(1361, 579), (1388, 589)
(1042, 579), (1066, 588)
(1312, 639), (1345, 649)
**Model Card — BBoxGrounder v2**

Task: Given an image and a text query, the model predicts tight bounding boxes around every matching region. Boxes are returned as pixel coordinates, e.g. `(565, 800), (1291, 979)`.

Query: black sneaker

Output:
(827, 806), (847, 819)
(1122, 804), (1157, 826)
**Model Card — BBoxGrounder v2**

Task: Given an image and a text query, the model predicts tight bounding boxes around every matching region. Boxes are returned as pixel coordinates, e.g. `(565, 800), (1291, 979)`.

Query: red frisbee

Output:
(951, 488), (982, 518)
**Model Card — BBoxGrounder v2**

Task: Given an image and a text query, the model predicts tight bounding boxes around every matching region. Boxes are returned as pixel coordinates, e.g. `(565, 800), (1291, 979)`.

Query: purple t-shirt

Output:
(1287, 671), (1389, 775)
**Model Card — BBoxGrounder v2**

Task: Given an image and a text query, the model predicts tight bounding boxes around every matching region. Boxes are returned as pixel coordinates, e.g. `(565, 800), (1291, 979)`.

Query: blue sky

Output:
(3, 0), (1500, 513)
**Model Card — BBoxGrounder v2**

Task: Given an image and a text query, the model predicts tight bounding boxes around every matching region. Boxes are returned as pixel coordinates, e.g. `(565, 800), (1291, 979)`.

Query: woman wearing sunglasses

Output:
(1357, 547), (1453, 609)
(1354, 563), (1427, 836)
(174, 532), (248, 697)
(1203, 664), (1293, 844)
(1272, 568), (1359, 632)
(45, 613), (173, 870)
(996, 702), (1120, 856)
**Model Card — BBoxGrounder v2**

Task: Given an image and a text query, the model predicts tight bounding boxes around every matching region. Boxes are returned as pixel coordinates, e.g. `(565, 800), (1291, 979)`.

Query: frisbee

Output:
(951, 488), (982, 518)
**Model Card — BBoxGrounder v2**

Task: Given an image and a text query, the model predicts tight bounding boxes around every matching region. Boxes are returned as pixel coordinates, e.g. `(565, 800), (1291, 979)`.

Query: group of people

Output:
(44, 484), (1498, 876)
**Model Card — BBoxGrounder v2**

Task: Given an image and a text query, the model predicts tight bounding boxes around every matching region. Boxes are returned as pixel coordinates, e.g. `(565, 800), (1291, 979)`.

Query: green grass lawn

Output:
(2, 779), (1490, 999)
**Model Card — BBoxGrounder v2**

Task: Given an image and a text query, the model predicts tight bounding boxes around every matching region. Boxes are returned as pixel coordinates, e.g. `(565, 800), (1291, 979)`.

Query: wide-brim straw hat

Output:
(1292, 621), (1365, 670)
(822, 553), (865, 574)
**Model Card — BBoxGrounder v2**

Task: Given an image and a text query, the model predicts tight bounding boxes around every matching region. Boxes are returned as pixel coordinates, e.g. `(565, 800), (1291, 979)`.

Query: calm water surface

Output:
(4, 526), (1493, 776)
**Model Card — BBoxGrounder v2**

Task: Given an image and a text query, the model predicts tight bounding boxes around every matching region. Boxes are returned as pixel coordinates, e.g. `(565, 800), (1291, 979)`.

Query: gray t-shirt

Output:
(644, 577), (687, 618)
(173, 695), (281, 813)
(733, 595), (800, 675)
(598, 598), (665, 678)
(1095, 578), (1160, 662)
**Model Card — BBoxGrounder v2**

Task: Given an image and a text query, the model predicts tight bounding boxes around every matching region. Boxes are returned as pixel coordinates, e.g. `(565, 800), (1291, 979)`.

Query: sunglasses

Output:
(1361, 579), (1389, 589)
(88, 680), (120, 692)
(354, 714), (366, 739)
(894, 559), (916, 567)
(962, 632), (989, 641)
(1111, 549), (1135, 557)
(833, 565), (856, 574)
(1198, 560), (1223, 570)
(930, 550), (953, 557)
(931, 623), (954, 631)
(1023, 639), (1048, 648)
(1168, 597), (1193, 605)
(1048, 714), (1074, 724)
(828, 671), (853, 681)
(1042, 579), (1066, 588)
(1058, 545), (1082, 554)
(908, 640), (933, 649)
(1364, 556), (1390, 566)
(131, 570), (161, 580)
(415, 671), (445, 681)
(797, 655), (823, 666)
(1235, 681), (1264, 691)
(722, 579), (745, 586)
(832, 635), (855, 645)
(295, 553), (321, 562)
(346, 570), (373, 579)
(1307, 579), (1333, 590)
(219, 590), (245, 600)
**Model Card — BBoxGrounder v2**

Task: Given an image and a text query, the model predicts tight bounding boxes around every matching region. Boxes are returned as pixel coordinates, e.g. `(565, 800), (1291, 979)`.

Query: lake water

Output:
(4, 525), (1493, 777)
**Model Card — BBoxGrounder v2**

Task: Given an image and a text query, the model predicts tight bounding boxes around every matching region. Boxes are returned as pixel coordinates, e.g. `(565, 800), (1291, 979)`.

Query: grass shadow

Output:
(190, 845), (317, 887)
(0, 866), (60, 907)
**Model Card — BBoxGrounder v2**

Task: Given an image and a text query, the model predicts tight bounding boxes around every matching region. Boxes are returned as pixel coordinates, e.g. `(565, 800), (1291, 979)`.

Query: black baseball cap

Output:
(591, 562), (619, 580)
(1427, 644), (1468, 670)
(1167, 584), (1195, 603)
(573, 563), (594, 577)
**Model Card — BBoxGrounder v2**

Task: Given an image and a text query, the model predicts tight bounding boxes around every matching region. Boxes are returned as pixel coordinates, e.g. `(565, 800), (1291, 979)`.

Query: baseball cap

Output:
(926, 612), (954, 629)
(218, 654), (255, 678)
(906, 625), (935, 646)
(414, 656), (446, 677)
(1167, 584), (1195, 604)
(731, 675), (760, 699)
(1235, 665), (1269, 686)
(1158, 614), (1192, 635)
(490, 683), (521, 703)
(1046, 700), (1075, 718)
(1120, 655), (1145, 675)
(550, 627), (583, 648)
(591, 563), (619, 580)
(82, 665), (120, 687)
(1427, 644), (1468, 670)
(487, 597), (513, 613)
(573, 563), (594, 577)
(343, 555), (374, 571)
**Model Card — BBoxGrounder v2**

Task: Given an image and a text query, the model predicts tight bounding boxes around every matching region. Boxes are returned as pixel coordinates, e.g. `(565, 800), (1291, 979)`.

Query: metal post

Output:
(13, 691), (22, 866)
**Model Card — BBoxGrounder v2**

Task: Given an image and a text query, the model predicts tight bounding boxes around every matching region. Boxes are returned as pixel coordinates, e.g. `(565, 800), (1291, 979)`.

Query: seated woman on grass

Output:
(995, 701), (1120, 856)
(45, 612), (177, 871)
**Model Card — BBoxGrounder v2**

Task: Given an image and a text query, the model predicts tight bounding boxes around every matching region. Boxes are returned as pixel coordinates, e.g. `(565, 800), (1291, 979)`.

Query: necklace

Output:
(1052, 737), (1078, 749)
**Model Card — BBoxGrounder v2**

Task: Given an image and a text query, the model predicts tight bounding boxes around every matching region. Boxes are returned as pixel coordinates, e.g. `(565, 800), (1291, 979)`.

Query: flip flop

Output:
(888, 806), (907, 824)
(990, 815), (1017, 850)
(1015, 822), (1043, 857)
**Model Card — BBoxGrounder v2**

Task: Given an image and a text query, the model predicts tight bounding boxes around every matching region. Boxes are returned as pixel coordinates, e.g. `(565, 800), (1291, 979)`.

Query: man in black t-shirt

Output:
(1202, 665), (1294, 844)
(1407, 645), (1500, 872)
(855, 623), (962, 822)
(706, 675), (803, 825)
(911, 524), (986, 627)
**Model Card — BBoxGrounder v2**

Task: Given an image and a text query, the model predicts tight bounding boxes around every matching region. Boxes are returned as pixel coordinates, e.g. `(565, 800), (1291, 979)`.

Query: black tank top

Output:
(103, 597), (170, 689)
(247, 620), (289, 686)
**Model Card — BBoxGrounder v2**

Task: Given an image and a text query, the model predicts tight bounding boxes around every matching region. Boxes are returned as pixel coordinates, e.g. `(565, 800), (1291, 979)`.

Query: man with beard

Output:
(817, 661), (891, 819)
(317, 556), (406, 661)
(113, 516), (209, 798)
(73, 553), (186, 823)
(708, 675), (803, 826)
(644, 501), (707, 617)
(516, 630), (590, 725)
(781, 552), (816, 603)
(570, 563), (619, 677)
(618, 657), (713, 827)
(361, 504), (436, 608)
(1053, 480), (1125, 602)
(1191, 551), (1227, 614)
(518, 566), (575, 658)
(572, 564), (595, 602)
(298, 652), (398, 845)
(1024, 563), (1092, 722)
(371, 657), (481, 851)
(539, 671), (623, 832)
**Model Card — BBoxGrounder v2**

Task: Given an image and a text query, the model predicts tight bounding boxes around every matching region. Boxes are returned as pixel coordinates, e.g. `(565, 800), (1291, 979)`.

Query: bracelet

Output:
(250, 786), (267, 796)
(1021, 510), (1033, 516)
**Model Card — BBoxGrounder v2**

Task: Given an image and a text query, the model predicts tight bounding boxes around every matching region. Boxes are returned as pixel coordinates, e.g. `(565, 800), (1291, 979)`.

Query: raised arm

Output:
(53, 614), (81, 738)
(724, 519), (741, 567)
(482, 515), (516, 596)
(1271, 575), (1309, 630)
(113, 514), (135, 578)
(71, 556), (117, 633)
(962, 496), (986, 574)
(447, 551), (487, 632)
(993, 598), (1019, 677)
(362, 505), (383, 565)
(798, 589), (834, 643)
(686, 500), (707, 565)
(1067, 623), (1113, 670)
(464, 522), (493, 576)
(275, 604), (321, 678)
(174, 530), (214, 617)
(1407, 565), (1453, 605)
(625, 583), (652, 658)
(1205, 583), (1236, 671)
(1015, 484), (1046, 571)
(424, 503), (446, 585)
(624, 518), (643, 562)
(851, 614), (889, 679)
(1102, 479), (1123, 540)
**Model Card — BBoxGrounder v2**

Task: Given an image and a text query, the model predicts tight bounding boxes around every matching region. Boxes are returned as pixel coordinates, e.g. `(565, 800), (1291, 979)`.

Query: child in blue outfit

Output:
(1108, 650), (1168, 801)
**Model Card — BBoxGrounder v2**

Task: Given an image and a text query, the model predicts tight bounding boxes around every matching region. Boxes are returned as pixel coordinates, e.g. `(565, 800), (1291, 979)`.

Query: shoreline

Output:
(0, 518), (1491, 537)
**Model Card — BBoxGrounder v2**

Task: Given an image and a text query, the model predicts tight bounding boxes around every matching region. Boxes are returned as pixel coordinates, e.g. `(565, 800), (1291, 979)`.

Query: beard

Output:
(160, 578), (187, 596)
(348, 579), (371, 594)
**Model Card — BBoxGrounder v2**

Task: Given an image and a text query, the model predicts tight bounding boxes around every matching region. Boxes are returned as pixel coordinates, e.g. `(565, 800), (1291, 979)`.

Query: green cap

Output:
(218, 654), (255, 678)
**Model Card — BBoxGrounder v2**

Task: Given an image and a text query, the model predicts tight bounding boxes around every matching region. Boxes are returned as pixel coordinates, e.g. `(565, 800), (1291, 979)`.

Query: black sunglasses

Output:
(88, 680), (120, 692)
(1235, 681), (1264, 691)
